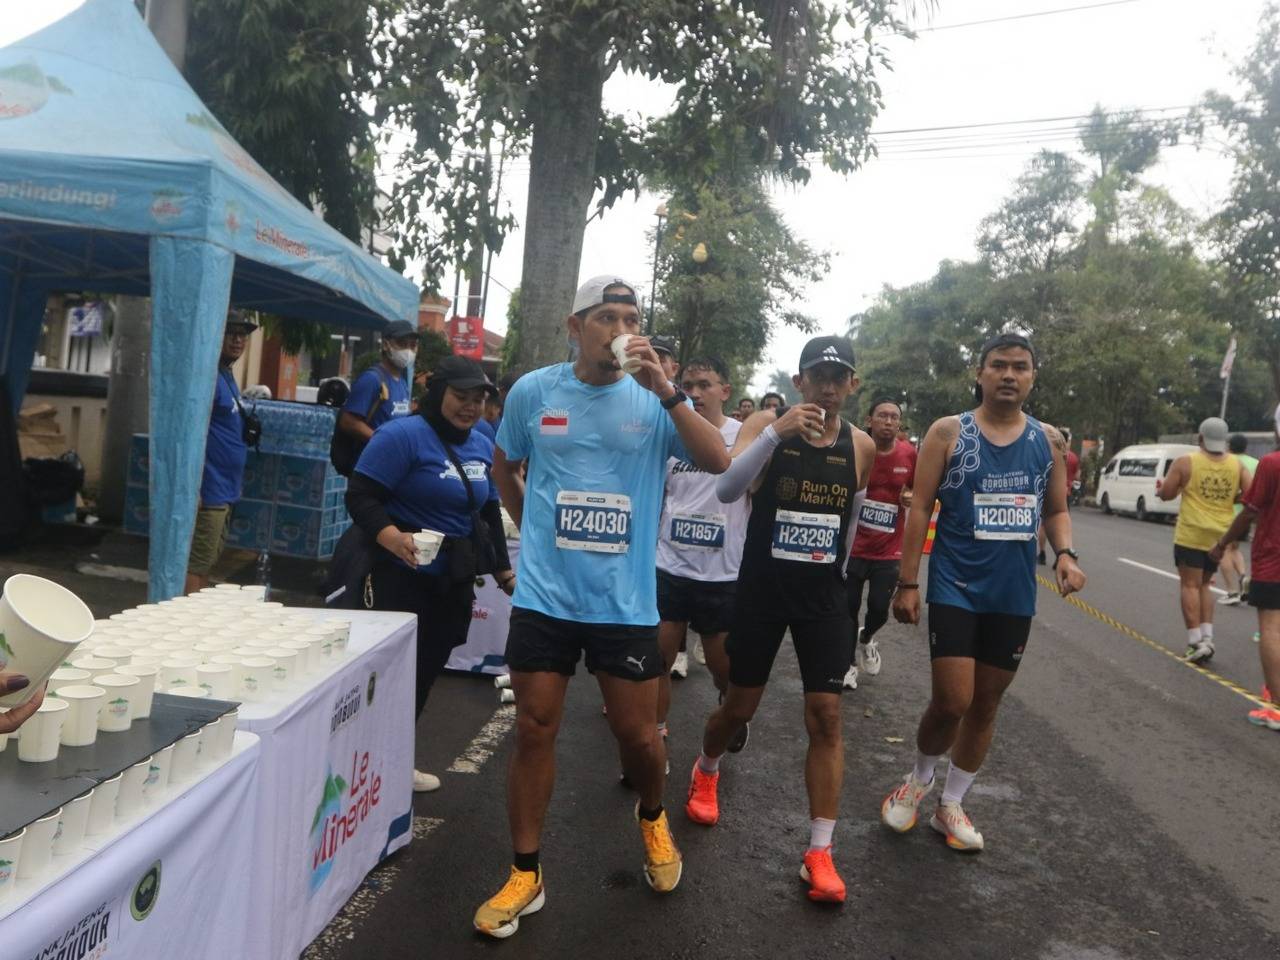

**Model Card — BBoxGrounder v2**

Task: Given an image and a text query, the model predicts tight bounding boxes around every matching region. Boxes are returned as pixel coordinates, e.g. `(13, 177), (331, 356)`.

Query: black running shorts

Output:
(656, 569), (736, 636)
(1248, 579), (1280, 610)
(1174, 544), (1219, 576)
(505, 607), (662, 681)
(927, 603), (1032, 673)
(726, 609), (854, 695)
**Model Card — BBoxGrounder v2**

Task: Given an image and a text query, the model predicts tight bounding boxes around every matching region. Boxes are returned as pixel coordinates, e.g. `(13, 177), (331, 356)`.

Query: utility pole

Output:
(100, 0), (191, 519)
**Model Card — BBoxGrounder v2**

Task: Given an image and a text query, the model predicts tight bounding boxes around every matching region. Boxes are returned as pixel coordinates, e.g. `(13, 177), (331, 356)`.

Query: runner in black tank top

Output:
(683, 336), (875, 905)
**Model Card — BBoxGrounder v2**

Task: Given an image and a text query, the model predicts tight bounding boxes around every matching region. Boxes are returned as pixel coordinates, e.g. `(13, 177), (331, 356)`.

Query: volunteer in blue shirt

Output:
(337, 319), (417, 451)
(345, 355), (513, 793)
(184, 312), (254, 594)
(472, 275), (729, 939)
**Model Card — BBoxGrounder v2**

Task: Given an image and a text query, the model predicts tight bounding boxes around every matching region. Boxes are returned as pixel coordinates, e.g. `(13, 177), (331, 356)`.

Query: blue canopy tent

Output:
(0, 0), (418, 599)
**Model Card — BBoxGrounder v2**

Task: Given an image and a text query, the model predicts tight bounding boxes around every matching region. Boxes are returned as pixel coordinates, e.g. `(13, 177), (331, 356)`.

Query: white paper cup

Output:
(808, 407), (827, 440)
(144, 743), (174, 803)
(239, 657), (274, 701)
(160, 659), (199, 691)
(70, 656), (116, 682)
(18, 697), (68, 762)
(259, 601), (285, 612)
(0, 828), (23, 900)
(196, 663), (234, 699)
(198, 719), (221, 766)
(53, 790), (94, 856)
(58, 684), (105, 747)
(243, 637), (279, 652)
(93, 645), (133, 667)
(322, 618), (351, 654)
(115, 663), (158, 719)
(214, 583), (242, 593)
(167, 685), (208, 700)
(610, 333), (643, 373)
(210, 654), (247, 692)
(170, 731), (202, 783)
(0, 575), (94, 708)
(94, 674), (138, 732)
(262, 648), (297, 689)
(303, 626), (333, 660)
(279, 640), (314, 677)
(213, 709), (237, 760)
(116, 758), (150, 820)
(192, 642), (227, 663)
(49, 667), (91, 691)
(240, 585), (266, 602)
(17, 808), (61, 880)
(413, 530), (445, 567)
(85, 774), (121, 836)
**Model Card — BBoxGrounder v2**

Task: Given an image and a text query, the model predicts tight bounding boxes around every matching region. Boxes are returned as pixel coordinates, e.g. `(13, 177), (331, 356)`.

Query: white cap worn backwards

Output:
(572, 275), (640, 315)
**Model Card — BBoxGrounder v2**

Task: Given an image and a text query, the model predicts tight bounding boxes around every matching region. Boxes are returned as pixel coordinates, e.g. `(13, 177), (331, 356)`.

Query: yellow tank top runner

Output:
(1173, 451), (1240, 550)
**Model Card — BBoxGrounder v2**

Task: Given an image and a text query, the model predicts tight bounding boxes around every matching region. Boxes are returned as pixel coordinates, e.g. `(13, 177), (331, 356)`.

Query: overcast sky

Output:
(443, 0), (1269, 394)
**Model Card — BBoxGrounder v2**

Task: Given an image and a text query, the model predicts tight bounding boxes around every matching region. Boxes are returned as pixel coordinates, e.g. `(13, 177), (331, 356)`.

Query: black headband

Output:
(602, 292), (637, 306)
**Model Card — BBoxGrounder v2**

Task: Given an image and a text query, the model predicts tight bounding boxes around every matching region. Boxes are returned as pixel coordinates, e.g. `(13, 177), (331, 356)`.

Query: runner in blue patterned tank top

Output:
(879, 333), (1086, 853)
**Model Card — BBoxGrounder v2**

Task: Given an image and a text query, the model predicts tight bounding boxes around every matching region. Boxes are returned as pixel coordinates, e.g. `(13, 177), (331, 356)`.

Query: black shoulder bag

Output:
(330, 368), (387, 477)
(440, 442), (498, 584)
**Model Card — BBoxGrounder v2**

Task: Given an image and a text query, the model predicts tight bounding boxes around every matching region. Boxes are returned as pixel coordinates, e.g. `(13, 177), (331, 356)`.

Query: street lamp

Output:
(646, 202), (668, 335)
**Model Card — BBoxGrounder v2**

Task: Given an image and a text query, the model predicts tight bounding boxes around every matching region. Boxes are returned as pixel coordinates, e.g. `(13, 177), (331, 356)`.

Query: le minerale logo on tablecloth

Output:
(308, 752), (383, 895)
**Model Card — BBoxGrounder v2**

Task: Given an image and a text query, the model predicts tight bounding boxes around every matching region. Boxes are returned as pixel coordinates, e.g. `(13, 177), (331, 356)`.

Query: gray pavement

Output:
(305, 508), (1280, 960)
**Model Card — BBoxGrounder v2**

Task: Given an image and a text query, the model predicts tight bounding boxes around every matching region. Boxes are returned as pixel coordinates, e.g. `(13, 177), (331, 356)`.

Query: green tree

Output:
(383, 1), (927, 371)
(185, 0), (388, 242)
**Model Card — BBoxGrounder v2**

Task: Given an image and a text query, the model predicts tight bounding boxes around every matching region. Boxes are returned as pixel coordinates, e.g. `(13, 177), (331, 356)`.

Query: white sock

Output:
(1200, 623), (1214, 641)
(1188, 627), (1202, 646)
(697, 751), (720, 774)
(808, 817), (836, 851)
(941, 763), (977, 805)
(913, 752), (941, 785)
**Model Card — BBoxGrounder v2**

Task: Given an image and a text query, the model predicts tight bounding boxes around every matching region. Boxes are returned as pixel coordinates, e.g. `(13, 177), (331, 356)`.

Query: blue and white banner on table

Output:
(447, 539), (519, 676)
(3, 734), (261, 960)
(240, 611), (416, 960)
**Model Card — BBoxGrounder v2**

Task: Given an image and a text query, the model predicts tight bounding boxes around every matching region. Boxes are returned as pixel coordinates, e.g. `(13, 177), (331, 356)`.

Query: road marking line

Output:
(447, 703), (516, 774)
(1037, 575), (1267, 709)
(1117, 557), (1226, 596)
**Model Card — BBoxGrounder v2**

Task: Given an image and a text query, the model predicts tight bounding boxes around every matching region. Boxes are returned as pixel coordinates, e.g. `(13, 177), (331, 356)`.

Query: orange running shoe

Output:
(800, 846), (846, 903)
(685, 761), (720, 825)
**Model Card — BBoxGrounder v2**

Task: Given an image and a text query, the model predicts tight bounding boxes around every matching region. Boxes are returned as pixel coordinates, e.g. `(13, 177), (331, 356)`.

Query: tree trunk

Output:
(514, 40), (607, 370)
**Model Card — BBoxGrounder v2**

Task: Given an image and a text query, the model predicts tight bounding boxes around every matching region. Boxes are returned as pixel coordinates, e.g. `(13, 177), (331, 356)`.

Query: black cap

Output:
(225, 309), (258, 334)
(650, 336), (677, 358)
(383, 319), (417, 340)
(799, 335), (856, 372)
(432, 355), (498, 395)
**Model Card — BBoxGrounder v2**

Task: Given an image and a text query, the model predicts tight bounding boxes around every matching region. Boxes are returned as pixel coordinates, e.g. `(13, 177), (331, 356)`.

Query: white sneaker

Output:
(841, 665), (858, 690)
(671, 652), (689, 679)
(413, 770), (441, 793)
(1219, 592), (1241, 606)
(691, 637), (706, 665)
(881, 772), (933, 832)
(930, 800), (984, 851)
(858, 637), (883, 677)
(1185, 639), (1215, 664)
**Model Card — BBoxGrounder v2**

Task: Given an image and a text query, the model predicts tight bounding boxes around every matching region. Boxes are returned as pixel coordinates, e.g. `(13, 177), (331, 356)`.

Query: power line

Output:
(914, 0), (1142, 33)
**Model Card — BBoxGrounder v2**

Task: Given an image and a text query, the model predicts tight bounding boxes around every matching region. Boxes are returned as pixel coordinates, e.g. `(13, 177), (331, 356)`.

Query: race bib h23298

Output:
(973, 492), (1037, 541)
(771, 508), (840, 563)
(555, 491), (631, 553)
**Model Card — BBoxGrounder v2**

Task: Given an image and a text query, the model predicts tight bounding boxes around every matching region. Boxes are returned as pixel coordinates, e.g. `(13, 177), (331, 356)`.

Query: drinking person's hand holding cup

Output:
(773, 403), (826, 441)
(610, 334), (644, 375)
(0, 679), (44, 734)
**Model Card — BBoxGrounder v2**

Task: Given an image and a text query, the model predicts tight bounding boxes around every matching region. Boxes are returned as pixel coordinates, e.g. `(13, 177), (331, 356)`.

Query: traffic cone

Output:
(922, 501), (941, 555)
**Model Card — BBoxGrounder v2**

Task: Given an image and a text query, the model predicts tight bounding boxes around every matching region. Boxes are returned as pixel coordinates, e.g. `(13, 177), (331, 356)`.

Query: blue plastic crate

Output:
(240, 452), (279, 502)
(127, 434), (149, 487)
(270, 503), (328, 557)
(275, 455), (341, 508)
(123, 483), (149, 536)
(226, 498), (274, 551)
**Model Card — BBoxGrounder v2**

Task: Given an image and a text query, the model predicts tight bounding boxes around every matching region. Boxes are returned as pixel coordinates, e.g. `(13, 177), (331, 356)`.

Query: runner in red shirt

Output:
(843, 398), (916, 688)
(1039, 428), (1080, 564)
(1210, 406), (1280, 731)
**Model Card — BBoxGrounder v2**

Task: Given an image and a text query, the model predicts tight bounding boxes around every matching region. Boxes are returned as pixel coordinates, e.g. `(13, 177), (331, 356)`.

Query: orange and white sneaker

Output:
(473, 866), (545, 939)
(799, 846), (846, 903)
(930, 800), (985, 852)
(880, 772), (933, 833)
(635, 803), (683, 892)
(685, 762), (720, 825)
(1247, 706), (1280, 730)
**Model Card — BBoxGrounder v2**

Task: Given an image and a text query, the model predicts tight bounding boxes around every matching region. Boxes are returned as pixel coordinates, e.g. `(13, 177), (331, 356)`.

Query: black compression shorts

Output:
(726, 609), (854, 694)
(505, 608), (662, 681)
(656, 569), (735, 636)
(927, 603), (1031, 672)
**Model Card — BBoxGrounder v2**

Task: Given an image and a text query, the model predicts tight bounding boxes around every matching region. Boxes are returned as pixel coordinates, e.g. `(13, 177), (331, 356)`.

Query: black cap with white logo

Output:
(798, 335), (856, 373)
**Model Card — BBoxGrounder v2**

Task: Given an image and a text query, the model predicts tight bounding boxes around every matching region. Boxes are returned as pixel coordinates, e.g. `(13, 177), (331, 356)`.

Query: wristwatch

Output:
(1052, 547), (1080, 569)
(660, 388), (688, 411)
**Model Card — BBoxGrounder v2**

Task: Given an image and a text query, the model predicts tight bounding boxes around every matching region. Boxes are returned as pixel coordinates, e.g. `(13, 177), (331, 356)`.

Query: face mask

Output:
(388, 348), (416, 371)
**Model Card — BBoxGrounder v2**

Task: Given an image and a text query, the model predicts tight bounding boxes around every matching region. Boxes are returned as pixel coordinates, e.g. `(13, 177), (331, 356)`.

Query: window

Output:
(1103, 458), (1117, 477)
(1118, 458), (1158, 478)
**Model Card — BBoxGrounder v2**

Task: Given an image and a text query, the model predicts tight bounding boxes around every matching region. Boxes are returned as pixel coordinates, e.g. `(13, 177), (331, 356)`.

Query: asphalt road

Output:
(304, 507), (1280, 960)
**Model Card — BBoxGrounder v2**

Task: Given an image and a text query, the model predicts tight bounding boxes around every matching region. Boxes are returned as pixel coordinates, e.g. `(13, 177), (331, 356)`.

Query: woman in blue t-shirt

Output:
(346, 356), (514, 793)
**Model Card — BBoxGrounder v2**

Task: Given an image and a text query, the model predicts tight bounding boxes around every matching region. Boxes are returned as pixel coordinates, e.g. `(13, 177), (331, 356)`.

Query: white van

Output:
(1097, 444), (1197, 520)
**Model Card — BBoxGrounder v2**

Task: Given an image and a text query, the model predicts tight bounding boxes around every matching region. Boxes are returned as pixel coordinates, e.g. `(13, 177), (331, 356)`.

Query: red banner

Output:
(448, 315), (484, 360)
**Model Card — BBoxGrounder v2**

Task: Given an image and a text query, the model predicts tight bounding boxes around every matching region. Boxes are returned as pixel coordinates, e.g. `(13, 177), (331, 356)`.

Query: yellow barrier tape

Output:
(1035, 574), (1269, 709)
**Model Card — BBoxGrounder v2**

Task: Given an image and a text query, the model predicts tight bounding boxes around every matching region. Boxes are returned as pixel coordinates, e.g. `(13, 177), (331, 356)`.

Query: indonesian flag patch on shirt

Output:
(540, 409), (570, 435)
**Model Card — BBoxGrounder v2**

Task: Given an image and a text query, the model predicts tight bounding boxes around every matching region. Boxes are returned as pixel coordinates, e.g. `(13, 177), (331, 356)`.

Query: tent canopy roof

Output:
(0, 0), (417, 330)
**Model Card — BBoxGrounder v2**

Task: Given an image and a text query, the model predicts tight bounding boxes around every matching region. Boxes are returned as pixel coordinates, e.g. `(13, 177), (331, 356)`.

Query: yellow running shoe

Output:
(635, 803), (683, 892)
(473, 866), (545, 939)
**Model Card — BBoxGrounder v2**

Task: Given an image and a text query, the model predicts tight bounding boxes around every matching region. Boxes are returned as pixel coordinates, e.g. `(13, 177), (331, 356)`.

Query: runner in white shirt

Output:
(656, 357), (753, 752)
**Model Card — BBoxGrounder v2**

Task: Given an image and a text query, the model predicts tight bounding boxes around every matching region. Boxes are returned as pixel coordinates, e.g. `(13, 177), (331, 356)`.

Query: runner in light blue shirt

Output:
(475, 275), (729, 936)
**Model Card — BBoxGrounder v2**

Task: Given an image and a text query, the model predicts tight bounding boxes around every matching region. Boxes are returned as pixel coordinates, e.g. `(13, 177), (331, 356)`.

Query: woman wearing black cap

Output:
(346, 356), (515, 793)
